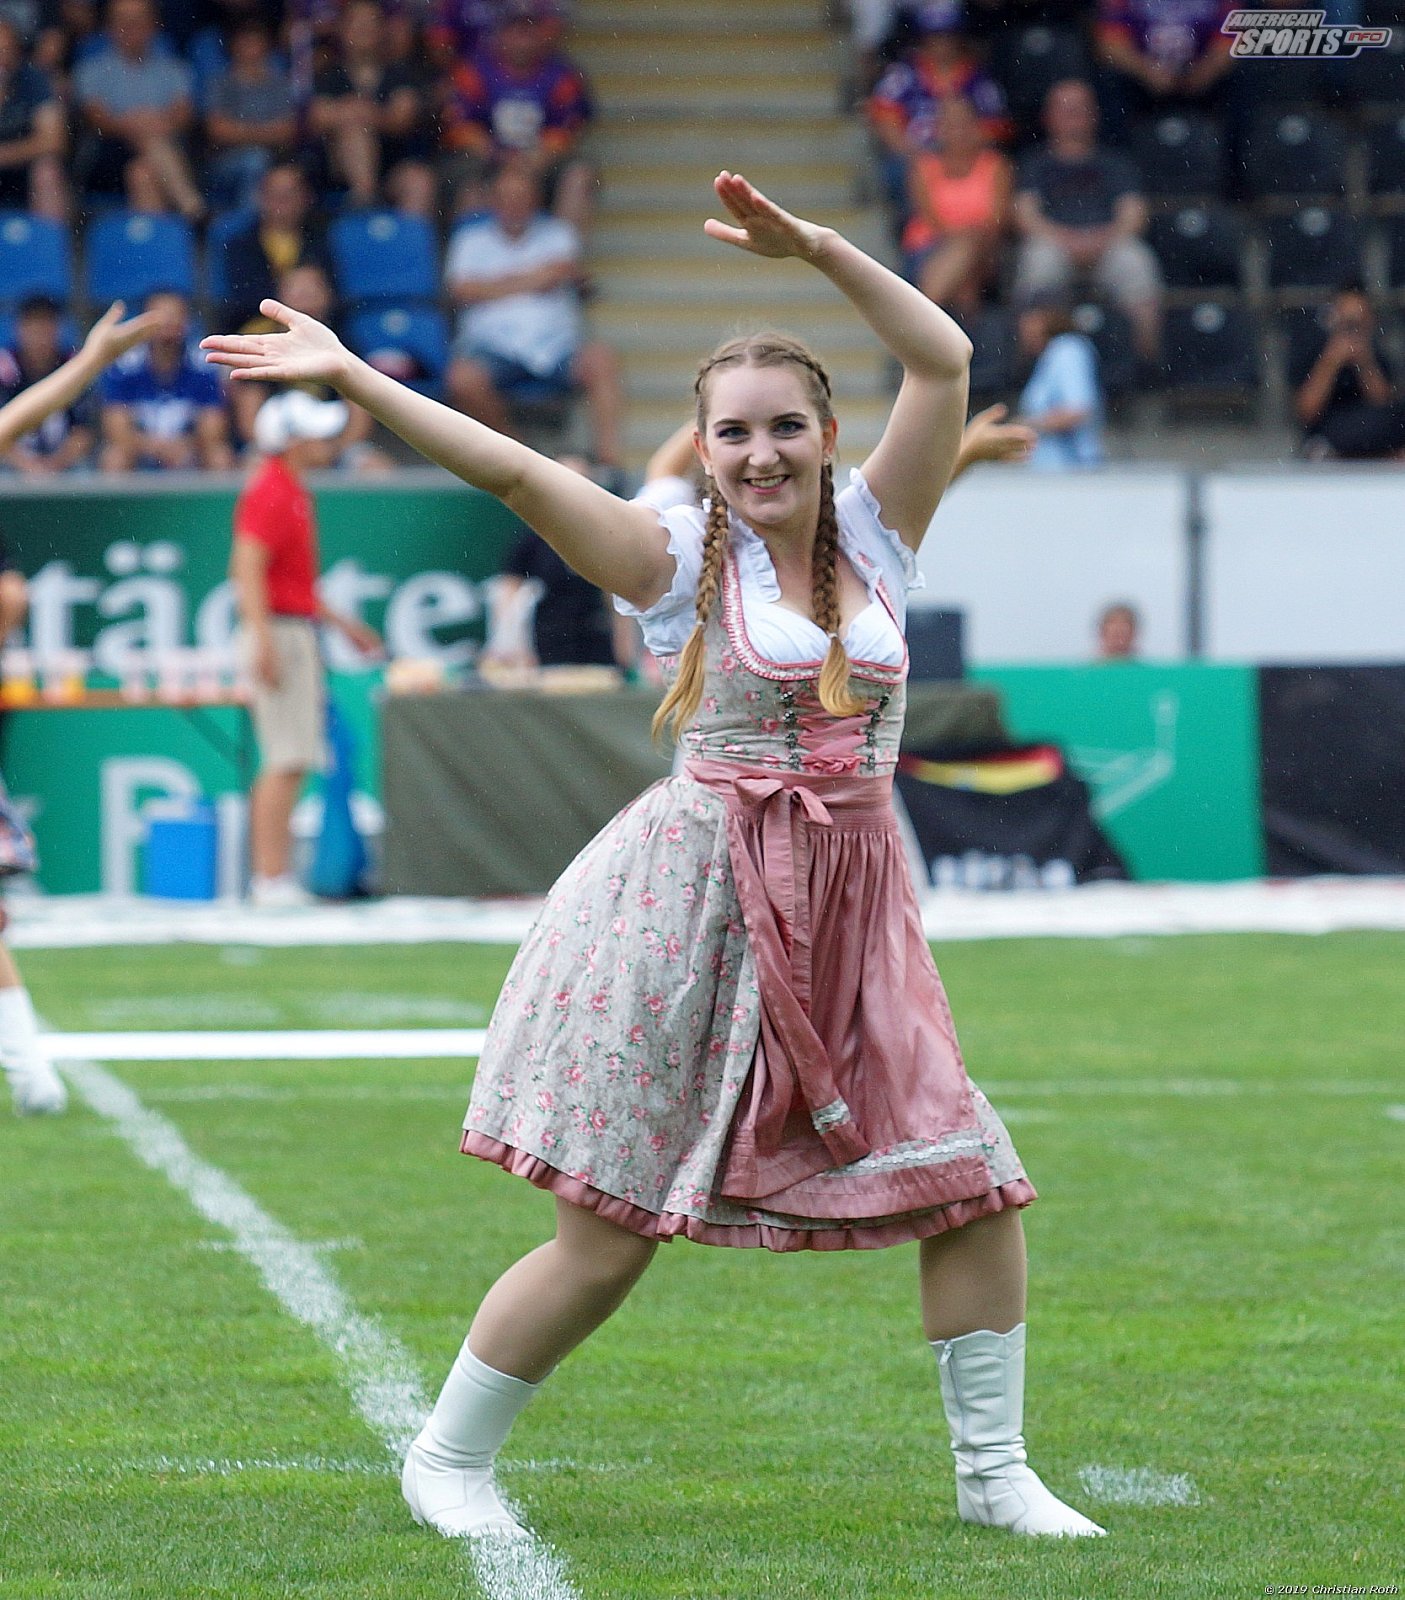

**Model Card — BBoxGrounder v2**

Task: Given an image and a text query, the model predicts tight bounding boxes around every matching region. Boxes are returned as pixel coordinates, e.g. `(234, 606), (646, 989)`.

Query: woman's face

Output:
(695, 363), (835, 533)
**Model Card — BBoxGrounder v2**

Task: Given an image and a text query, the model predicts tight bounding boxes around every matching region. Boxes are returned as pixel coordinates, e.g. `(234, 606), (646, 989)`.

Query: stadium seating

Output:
(1381, 214), (1405, 296)
(0, 212), (72, 310)
(346, 303), (450, 395)
(1265, 207), (1363, 296)
(204, 208), (257, 311)
(1147, 203), (1244, 292)
(986, 25), (1090, 133)
(1130, 113), (1225, 200)
(1070, 301), (1137, 398)
(84, 211), (197, 307)
(1162, 301), (1261, 413)
(329, 211), (438, 307)
(955, 304), (1016, 404)
(1365, 113), (1405, 200)
(1242, 110), (1349, 201)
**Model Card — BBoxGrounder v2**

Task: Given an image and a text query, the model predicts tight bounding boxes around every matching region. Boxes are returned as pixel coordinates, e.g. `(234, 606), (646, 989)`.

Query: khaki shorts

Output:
(241, 616), (328, 775)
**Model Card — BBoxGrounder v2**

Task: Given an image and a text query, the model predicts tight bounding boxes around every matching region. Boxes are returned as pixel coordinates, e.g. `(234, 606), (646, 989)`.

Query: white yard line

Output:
(9, 878), (1405, 949)
(1077, 1465), (1202, 1507)
(43, 1029), (488, 1061)
(63, 1057), (584, 1600)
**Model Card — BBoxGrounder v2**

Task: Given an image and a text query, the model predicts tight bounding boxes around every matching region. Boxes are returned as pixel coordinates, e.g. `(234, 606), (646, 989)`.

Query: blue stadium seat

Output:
(346, 303), (450, 394)
(84, 211), (197, 307)
(1130, 113), (1225, 200)
(0, 212), (73, 309)
(1162, 302), (1261, 409)
(1265, 206), (1362, 295)
(205, 207), (256, 309)
(329, 211), (438, 305)
(1147, 203), (1245, 291)
(1243, 110), (1349, 200)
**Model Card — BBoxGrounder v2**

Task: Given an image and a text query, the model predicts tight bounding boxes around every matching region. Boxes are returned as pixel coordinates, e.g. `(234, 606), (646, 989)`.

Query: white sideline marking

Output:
(43, 1029), (488, 1061)
(64, 1058), (583, 1600)
(985, 1078), (1404, 1098)
(1077, 1465), (1202, 1507)
(74, 1453), (648, 1482)
(1387, 1106), (1405, 1122)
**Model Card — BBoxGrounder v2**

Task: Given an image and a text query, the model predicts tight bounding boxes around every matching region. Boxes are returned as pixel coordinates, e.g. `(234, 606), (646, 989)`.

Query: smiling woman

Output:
(201, 171), (1105, 1549)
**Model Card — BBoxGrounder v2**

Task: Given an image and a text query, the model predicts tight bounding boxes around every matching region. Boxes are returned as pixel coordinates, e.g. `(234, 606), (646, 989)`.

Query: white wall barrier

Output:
(913, 466), (1405, 666)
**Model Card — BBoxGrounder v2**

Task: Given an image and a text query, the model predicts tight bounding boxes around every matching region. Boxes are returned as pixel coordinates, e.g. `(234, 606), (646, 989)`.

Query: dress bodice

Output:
(662, 552), (908, 777)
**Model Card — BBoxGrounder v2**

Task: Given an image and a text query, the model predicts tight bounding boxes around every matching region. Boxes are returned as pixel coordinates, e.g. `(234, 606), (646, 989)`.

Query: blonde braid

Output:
(650, 485), (729, 743)
(813, 462), (864, 716)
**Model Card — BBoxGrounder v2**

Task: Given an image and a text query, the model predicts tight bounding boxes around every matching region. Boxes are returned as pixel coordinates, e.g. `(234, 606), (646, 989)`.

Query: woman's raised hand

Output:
(704, 170), (828, 261)
(200, 299), (351, 387)
(81, 301), (162, 368)
(961, 403), (1037, 465)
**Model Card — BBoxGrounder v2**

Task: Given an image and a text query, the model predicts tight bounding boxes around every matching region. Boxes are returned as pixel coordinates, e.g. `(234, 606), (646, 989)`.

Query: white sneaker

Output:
(401, 1434), (529, 1540)
(11, 1060), (67, 1116)
(248, 875), (313, 909)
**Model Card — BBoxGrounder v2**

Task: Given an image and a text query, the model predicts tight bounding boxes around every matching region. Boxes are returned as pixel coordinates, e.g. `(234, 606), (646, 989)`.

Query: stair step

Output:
(600, 175), (856, 213)
(593, 78), (842, 116)
(591, 208), (878, 260)
(573, 35), (841, 76)
(591, 117), (864, 163)
(590, 301), (879, 345)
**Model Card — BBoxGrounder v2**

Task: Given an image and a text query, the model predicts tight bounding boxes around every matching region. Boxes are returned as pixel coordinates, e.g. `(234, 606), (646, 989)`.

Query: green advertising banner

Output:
(0, 474), (525, 895)
(973, 663), (1264, 881)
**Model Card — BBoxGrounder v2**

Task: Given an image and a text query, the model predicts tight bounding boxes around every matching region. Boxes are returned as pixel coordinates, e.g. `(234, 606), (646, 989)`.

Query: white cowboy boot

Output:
(932, 1324), (1106, 1537)
(403, 1343), (542, 1539)
(0, 986), (66, 1116)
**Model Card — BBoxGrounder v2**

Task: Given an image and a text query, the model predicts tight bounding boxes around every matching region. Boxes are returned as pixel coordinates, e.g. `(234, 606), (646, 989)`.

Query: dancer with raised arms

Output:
(203, 172), (1105, 1545)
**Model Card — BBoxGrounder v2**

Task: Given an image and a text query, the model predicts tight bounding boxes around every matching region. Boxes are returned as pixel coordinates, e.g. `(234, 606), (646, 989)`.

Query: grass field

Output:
(2, 934), (1402, 1600)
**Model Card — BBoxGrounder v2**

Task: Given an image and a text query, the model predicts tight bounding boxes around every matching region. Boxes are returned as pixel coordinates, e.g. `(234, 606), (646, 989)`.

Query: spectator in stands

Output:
(1015, 295), (1105, 469)
(1095, 600), (1139, 659)
(229, 261), (392, 473)
(1293, 284), (1405, 462)
(307, 0), (437, 214)
(866, 4), (1011, 216)
(100, 289), (235, 472)
(0, 18), (67, 220)
(1013, 79), (1163, 364)
(426, 0), (509, 74)
(904, 94), (1012, 314)
(33, 1), (101, 100)
(1094, 0), (1235, 134)
(444, 164), (623, 468)
(0, 296), (96, 474)
(220, 161), (332, 331)
(73, 0), (205, 220)
(441, 0), (595, 233)
(203, 17), (297, 210)
(231, 388), (383, 908)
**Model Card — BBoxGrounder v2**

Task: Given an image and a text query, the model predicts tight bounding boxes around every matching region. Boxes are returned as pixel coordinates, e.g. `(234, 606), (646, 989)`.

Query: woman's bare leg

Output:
(469, 1196), (659, 1382)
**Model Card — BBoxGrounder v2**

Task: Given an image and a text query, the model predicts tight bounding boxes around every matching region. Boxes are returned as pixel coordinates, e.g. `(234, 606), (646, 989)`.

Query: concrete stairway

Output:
(570, 0), (892, 470)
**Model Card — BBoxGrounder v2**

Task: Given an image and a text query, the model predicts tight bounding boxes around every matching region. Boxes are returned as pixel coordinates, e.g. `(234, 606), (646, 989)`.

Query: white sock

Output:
(415, 1343), (542, 1470)
(0, 984), (66, 1113)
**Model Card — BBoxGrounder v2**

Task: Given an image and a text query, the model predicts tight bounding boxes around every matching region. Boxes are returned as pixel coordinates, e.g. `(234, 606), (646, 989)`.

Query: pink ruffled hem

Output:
(461, 1131), (1038, 1254)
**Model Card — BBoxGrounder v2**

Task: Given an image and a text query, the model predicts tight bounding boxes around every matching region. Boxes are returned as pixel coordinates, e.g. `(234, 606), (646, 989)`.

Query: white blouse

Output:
(617, 469), (923, 666)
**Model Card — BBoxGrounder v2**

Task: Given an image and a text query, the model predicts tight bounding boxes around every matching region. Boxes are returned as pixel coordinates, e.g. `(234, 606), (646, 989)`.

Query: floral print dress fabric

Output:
(461, 473), (1035, 1250)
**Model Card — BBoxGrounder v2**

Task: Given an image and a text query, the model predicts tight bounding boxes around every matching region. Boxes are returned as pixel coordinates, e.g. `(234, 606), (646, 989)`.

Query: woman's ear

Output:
(692, 428), (711, 476)
(822, 416), (838, 463)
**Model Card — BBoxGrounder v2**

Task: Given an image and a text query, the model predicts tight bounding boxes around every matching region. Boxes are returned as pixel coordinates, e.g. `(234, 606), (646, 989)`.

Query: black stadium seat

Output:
(1162, 302), (1261, 409)
(1265, 206), (1363, 294)
(987, 25), (1091, 132)
(1071, 301), (1137, 397)
(1147, 203), (1245, 291)
(1242, 110), (1349, 200)
(1366, 112), (1405, 197)
(1381, 214), (1405, 293)
(1130, 112), (1225, 199)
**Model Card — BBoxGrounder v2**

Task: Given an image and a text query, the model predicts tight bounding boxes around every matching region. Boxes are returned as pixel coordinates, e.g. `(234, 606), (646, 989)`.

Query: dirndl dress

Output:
(461, 473), (1036, 1251)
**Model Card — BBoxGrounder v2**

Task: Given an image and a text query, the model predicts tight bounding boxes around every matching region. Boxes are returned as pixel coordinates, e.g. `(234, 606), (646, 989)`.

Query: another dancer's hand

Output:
(81, 301), (161, 369)
(705, 170), (828, 261)
(201, 299), (351, 387)
(962, 404), (1036, 466)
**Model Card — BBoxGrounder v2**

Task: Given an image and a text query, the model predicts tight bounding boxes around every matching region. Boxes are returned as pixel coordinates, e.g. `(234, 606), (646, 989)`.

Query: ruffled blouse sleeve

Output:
(835, 467), (926, 624)
(612, 501), (706, 658)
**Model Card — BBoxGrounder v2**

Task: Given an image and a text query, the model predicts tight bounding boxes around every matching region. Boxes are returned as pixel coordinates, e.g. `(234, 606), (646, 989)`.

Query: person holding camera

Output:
(1293, 284), (1405, 462)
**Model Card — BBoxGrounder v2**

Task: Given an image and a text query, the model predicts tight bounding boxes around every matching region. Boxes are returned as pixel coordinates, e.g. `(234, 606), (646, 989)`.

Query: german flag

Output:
(897, 745), (1065, 796)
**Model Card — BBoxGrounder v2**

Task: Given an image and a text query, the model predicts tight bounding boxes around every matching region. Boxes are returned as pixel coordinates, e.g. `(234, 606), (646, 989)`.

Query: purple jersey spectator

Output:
(1096, 0), (1234, 74)
(443, 36), (590, 160)
(427, 0), (509, 65)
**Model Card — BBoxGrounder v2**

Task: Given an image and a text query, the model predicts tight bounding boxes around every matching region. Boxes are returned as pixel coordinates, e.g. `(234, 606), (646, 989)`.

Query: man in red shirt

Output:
(231, 391), (381, 907)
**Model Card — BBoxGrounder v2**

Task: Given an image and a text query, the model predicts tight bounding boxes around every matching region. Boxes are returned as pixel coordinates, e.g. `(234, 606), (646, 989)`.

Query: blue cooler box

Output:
(143, 800), (219, 900)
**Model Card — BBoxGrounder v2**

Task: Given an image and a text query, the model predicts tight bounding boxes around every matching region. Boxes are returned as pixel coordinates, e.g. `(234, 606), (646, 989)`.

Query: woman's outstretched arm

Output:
(202, 302), (674, 608)
(705, 171), (971, 551)
(0, 303), (160, 454)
